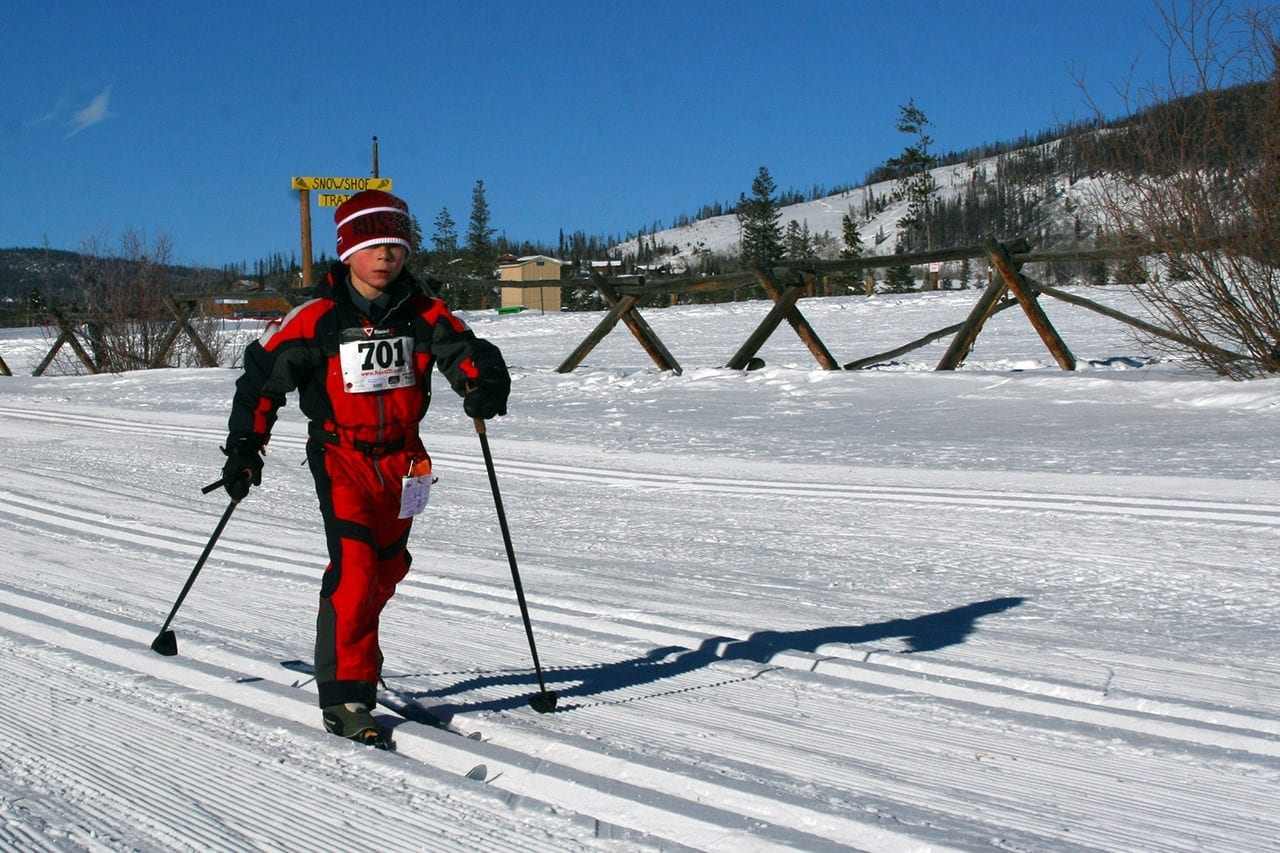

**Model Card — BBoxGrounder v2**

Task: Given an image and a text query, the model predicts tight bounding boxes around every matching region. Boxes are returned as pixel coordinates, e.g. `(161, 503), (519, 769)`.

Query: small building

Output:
(202, 280), (294, 320)
(498, 255), (565, 313)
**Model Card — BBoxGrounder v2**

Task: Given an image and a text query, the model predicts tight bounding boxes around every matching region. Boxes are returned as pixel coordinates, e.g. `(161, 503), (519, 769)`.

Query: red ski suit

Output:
(226, 263), (507, 708)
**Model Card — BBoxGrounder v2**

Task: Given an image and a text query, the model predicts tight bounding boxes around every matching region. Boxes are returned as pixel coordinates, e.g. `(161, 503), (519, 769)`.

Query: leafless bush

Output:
(1078, 0), (1280, 377)
(66, 228), (228, 372)
(77, 229), (172, 371)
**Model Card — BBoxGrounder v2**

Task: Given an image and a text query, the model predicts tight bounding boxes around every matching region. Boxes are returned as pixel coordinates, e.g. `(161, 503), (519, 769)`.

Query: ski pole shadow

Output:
(399, 596), (1025, 721)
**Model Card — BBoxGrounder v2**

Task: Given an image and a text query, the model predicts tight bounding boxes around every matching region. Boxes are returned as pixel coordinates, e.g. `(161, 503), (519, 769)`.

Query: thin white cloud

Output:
(66, 86), (116, 137)
(27, 95), (67, 127)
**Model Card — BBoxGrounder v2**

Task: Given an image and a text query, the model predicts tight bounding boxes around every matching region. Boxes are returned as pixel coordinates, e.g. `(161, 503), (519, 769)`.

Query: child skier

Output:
(220, 189), (510, 748)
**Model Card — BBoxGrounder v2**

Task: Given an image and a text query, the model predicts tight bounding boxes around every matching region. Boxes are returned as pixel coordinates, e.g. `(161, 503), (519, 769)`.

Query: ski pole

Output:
(150, 487), (238, 656)
(473, 417), (558, 713)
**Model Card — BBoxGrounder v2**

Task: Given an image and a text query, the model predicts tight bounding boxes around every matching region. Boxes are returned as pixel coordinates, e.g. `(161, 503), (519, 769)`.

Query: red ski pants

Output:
(306, 438), (420, 708)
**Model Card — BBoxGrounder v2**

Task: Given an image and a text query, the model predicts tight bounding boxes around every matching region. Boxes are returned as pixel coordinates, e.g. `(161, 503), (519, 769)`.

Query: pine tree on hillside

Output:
(404, 214), (432, 284)
(835, 212), (867, 295)
(409, 215), (425, 255)
(737, 166), (784, 269)
(841, 213), (863, 259)
(887, 98), (940, 252)
(783, 220), (813, 260)
(465, 180), (496, 277)
(885, 245), (915, 294)
(432, 207), (458, 258)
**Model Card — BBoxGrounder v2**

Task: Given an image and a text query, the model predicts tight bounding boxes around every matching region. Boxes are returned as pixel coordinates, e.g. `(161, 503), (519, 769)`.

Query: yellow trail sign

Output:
(291, 176), (393, 192)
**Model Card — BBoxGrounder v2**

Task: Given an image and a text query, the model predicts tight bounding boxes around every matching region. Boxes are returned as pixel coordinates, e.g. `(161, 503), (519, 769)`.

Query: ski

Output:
(281, 659), (486, 780)
(375, 687), (484, 742)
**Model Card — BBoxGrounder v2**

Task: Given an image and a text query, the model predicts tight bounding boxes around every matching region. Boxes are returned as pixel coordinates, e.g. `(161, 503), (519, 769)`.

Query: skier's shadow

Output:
(397, 596), (1025, 720)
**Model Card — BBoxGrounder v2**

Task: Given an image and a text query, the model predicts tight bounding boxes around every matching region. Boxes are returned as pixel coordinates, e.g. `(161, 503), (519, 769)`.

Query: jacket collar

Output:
(319, 261), (419, 321)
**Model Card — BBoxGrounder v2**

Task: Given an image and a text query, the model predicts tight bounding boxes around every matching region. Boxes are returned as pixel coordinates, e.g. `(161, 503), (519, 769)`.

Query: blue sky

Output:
(0, 0), (1249, 269)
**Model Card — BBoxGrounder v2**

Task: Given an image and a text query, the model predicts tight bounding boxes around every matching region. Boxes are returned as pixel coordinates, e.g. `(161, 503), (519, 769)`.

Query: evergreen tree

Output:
(783, 220), (813, 260)
(28, 285), (46, 316)
(409, 215), (425, 255)
(887, 98), (940, 251)
(465, 180), (496, 276)
(811, 231), (839, 259)
(1090, 260), (1109, 287)
(737, 166), (784, 268)
(840, 213), (863, 259)
(834, 213), (867, 294)
(1113, 255), (1148, 285)
(885, 246), (915, 293)
(432, 207), (458, 257)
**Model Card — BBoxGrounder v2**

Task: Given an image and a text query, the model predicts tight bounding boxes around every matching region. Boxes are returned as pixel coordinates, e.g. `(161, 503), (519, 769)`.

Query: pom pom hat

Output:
(334, 190), (413, 262)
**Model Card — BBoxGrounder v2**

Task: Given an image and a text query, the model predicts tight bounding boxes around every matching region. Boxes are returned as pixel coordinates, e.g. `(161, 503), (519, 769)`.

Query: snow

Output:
(613, 147), (1101, 271)
(1, 287), (1278, 851)
(611, 166), (936, 264)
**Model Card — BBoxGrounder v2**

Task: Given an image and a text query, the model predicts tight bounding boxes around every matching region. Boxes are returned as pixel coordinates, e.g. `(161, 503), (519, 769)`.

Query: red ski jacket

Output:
(227, 263), (506, 451)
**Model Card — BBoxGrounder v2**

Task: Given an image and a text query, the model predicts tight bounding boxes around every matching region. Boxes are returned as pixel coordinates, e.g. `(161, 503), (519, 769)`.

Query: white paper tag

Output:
(399, 473), (433, 518)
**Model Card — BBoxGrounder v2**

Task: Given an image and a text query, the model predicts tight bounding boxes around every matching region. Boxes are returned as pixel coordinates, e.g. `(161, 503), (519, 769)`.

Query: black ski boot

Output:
(321, 702), (390, 750)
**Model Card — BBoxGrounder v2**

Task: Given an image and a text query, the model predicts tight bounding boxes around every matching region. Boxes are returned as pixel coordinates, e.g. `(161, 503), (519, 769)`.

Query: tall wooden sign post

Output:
(292, 140), (391, 290)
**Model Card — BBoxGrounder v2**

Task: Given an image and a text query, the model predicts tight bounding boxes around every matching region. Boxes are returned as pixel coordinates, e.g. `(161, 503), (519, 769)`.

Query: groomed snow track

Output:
(1, 404), (1278, 850)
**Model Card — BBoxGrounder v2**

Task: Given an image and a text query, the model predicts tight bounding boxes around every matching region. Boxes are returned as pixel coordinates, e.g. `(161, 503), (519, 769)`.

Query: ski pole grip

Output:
(473, 417), (487, 436)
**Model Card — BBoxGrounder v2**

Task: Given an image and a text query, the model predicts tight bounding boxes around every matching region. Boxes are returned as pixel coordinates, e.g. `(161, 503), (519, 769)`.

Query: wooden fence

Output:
(7, 295), (219, 377)
(554, 237), (1247, 375)
(0, 237), (1247, 377)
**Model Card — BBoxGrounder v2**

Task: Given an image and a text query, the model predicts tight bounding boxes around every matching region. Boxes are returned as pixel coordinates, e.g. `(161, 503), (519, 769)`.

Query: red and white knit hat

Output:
(334, 190), (413, 262)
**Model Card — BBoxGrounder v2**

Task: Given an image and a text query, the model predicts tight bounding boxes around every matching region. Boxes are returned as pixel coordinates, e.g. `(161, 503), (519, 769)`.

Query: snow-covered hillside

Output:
(613, 141), (1092, 273)
(2, 288), (1278, 850)
(613, 173), (906, 269)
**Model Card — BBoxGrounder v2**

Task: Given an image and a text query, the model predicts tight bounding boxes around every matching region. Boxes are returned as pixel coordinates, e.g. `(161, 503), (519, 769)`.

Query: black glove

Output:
(463, 371), (511, 420)
(221, 435), (265, 501)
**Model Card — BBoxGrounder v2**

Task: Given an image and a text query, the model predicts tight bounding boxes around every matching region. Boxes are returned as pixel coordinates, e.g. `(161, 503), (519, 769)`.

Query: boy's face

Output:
(347, 243), (408, 296)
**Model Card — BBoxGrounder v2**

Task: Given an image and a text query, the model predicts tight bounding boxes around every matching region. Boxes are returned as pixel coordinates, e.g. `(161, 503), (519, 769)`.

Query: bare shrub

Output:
(65, 229), (228, 372)
(1078, 0), (1280, 377)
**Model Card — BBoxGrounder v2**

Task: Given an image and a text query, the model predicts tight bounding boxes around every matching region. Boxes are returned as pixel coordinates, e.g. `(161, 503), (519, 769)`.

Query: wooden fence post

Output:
(936, 274), (1009, 370)
(593, 275), (682, 373)
(556, 273), (681, 374)
(984, 237), (1075, 371)
(556, 294), (638, 374)
(728, 266), (839, 370)
(159, 293), (219, 368)
(725, 283), (808, 369)
(33, 306), (99, 377)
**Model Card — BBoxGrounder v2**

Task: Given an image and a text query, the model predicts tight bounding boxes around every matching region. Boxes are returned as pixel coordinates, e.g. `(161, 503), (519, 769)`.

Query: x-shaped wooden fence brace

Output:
(557, 273), (683, 374)
(935, 237), (1076, 370)
(724, 266), (840, 370)
(33, 305), (99, 376)
(155, 294), (218, 369)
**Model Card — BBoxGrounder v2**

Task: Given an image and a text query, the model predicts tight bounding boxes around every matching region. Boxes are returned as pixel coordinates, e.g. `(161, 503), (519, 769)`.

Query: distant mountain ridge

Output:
(0, 247), (214, 302)
(0, 248), (86, 297)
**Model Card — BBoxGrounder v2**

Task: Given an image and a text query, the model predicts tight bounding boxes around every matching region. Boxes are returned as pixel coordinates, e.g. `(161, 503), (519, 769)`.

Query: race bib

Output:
(339, 331), (416, 394)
